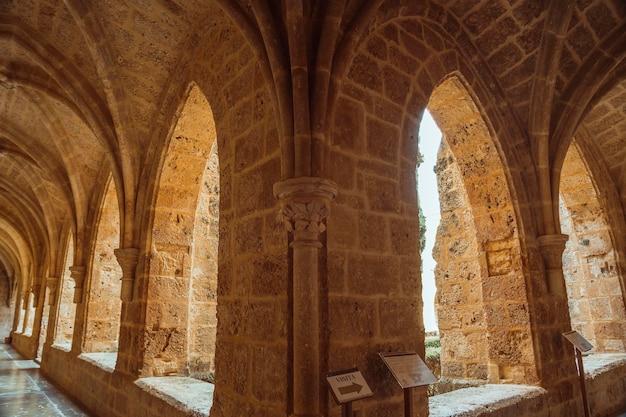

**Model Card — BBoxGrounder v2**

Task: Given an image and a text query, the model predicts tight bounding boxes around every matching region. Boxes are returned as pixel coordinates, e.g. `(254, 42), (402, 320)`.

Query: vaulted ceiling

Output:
(0, 0), (624, 294)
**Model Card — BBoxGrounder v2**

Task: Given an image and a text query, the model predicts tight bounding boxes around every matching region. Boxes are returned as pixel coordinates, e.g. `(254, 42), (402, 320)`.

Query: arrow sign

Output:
(338, 382), (363, 395)
(326, 368), (373, 404)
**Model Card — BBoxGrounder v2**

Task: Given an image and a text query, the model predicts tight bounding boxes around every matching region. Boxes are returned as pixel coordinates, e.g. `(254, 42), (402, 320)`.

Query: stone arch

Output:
(144, 84), (219, 380)
(82, 176), (122, 353)
(53, 233), (76, 349)
(325, 11), (540, 413)
(560, 141), (626, 352)
(427, 75), (537, 386)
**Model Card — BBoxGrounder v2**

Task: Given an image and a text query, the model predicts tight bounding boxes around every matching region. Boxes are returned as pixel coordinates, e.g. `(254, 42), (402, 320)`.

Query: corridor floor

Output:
(0, 342), (91, 417)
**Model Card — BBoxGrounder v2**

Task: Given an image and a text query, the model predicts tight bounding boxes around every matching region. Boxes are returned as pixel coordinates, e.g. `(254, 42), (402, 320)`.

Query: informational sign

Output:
(326, 368), (373, 404)
(379, 352), (438, 389)
(563, 330), (594, 352)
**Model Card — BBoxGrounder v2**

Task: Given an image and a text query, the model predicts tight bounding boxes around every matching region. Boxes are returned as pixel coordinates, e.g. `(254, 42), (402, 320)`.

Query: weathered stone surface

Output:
(4, 2), (626, 417)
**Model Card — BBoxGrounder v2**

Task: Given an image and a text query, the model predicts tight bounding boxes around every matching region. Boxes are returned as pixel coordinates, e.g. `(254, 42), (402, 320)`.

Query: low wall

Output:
(11, 332), (37, 359)
(41, 345), (213, 417)
(21, 346), (626, 417)
(585, 354), (626, 417)
(429, 354), (626, 417)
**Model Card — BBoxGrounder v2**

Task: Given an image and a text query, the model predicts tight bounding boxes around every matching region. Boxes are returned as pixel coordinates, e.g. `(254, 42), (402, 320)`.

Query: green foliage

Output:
(416, 143), (427, 255)
(425, 337), (441, 349)
(424, 335), (441, 397)
(418, 204), (427, 254)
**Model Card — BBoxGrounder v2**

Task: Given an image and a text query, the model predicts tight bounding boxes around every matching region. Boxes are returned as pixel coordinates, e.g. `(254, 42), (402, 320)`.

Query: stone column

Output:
(31, 284), (41, 308)
(69, 266), (87, 303)
(10, 287), (21, 335)
(21, 291), (30, 333)
(274, 177), (337, 417)
(45, 277), (59, 306)
(114, 248), (139, 302)
(538, 233), (569, 296)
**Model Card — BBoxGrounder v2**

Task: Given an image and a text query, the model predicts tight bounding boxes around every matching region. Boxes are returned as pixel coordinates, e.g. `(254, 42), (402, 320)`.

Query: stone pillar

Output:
(114, 248), (139, 302)
(45, 277), (59, 306)
(21, 291), (30, 333)
(31, 284), (41, 308)
(10, 287), (21, 335)
(69, 265), (87, 303)
(538, 233), (569, 296)
(274, 177), (337, 417)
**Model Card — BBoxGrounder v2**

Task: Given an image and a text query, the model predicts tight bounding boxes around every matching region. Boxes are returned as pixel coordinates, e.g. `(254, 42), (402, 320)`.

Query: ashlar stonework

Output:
(0, 1), (625, 417)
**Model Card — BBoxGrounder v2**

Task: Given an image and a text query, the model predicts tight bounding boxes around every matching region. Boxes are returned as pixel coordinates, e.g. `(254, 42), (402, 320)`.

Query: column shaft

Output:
(274, 177), (337, 417)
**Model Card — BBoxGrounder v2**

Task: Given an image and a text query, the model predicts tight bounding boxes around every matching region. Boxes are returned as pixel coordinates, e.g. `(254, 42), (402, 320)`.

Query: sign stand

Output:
(563, 330), (593, 417)
(341, 400), (352, 417)
(403, 386), (413, 417)
(379, 352), (437, 417)
(326, 368), (373, 416)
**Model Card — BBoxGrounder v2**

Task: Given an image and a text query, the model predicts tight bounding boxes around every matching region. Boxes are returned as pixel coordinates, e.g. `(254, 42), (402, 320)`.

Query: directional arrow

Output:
(326, 369), (373, 404)
(338, 382), (363, 395)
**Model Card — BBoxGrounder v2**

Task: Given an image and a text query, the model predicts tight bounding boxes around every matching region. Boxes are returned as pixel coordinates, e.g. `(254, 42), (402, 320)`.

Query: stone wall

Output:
(41, 346), (208, 417)
(0, 268), (14, 339)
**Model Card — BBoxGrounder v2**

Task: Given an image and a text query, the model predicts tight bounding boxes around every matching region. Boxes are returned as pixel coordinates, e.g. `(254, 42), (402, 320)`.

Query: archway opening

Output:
(422, 75), (536, 393)
(53, 234), (76, 349)
(560, 141), (626, 352)
(83, 177), (122, 353)
(148, 84), (219, 384)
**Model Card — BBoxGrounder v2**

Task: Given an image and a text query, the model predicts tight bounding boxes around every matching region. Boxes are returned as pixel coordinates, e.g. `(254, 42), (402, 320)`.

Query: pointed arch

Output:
(560, 141), (626, 352)
(143, 84), (219, 386)
(428, 75), (538, 387)
(82, 176), (122, 353)
(53, 232), (76, 349)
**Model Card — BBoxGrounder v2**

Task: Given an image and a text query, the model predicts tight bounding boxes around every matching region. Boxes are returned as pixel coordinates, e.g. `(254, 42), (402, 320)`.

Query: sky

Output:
(417, 111), (442, 333)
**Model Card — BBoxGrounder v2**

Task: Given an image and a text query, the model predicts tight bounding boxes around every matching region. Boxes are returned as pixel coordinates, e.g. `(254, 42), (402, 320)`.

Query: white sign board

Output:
(326, 368), (373, 404)
(379, 351), (438, 389)
(563, 330), (594, 353)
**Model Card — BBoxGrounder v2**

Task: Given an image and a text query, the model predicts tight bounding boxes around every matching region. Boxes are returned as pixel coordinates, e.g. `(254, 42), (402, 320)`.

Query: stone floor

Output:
(0, 342), (92, 417)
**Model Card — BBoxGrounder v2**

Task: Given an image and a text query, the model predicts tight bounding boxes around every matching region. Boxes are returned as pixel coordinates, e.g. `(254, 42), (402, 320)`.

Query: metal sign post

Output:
(563, 330), (593, 417)
(326, 368), (373, 416)
(379, 352), (438, 417)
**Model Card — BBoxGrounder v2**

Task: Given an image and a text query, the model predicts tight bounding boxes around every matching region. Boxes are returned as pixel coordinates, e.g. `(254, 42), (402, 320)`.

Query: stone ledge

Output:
(583, 353), (626, 377)
(135, 377), (214, 417)
(429, 384), (546, 417)
(50, 343), (71, 352)
(77, 352), (117, 372)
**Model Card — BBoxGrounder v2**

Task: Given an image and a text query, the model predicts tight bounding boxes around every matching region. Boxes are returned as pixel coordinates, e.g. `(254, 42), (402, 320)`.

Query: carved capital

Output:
(538, 233), (568, 267)
(273, 177), (338, 246)
(46, 276), (59, 306)
(537, 233), (569, 295)
(114, 248), (139, 302)
(69, 265), (87, 304)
